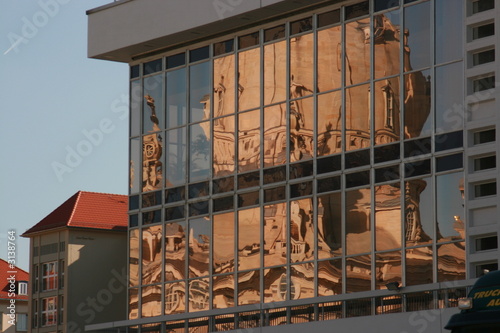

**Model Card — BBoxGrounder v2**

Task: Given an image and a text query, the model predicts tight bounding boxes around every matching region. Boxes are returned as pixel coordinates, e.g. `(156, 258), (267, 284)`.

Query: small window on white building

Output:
(18, 281), (28, 296)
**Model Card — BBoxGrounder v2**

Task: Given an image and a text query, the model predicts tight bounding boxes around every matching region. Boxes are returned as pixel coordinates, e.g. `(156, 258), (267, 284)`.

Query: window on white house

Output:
(41, 297), (57, 327)
(42, 262), (57, 291)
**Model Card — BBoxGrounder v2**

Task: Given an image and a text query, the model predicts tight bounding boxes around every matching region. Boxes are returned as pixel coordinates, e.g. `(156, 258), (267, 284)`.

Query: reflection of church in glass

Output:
(119, 0), (467, 329)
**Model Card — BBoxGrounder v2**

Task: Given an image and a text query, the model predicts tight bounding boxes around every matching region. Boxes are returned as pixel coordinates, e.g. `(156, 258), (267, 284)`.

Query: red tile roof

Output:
(0, 259), (29, 301)
(22, 191), (128, 237)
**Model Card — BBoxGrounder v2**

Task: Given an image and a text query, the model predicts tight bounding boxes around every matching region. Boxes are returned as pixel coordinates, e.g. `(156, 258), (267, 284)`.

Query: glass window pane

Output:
(129, 229), (139, 286)
(167, 53), (185, 69)
(374, 11), (400, 79)
(290, 98), (314, 161)
(374, 77), (401, 145)
(435, 0), (463, 64)
(264, 203), (287, 267)
(346, 255), (371, 292)
(404, 69), (431, 139)
(264, 103), (287, 167)
(213, 274), (235, 309)
(317, 259), (342, 296)
(437, 242), (465, 282)
(142, 285), (162, 317)
(435, 62), (464, 133)
(213, 115), (235, 177)
(130, 138), (141, 194)
(238, 48), (261, 111)
(264, 266), (287, 303)
(190, 62), (211, 122)
(375, 183), (402, 251)
(405, 177), (433, 246)
(166, 128), (186, 187)
(291, 263), (314, 300)
(213, 55), (235, 117)
(404, 2), (431, 70)
(130, 80), (141, 137)
(188, 218), (210, 278)
(290, 198), (314, 263)
(346, 188), (371, 255)
(238, 270), (260, 305)
(317, 26), (342, 92)
(290, 17), (312, 35)
(190, 122), (210, 182)
(238, 110), (261, 172)
(264, 41), (287, 104)
(238, 207), (261, 270)
(375, 251), (401, 290)
(188, 278), (209, 312)
(142, 132), (163, 192)
(129, 288), (139, 319)
(436, 172), (465, 242)
(317, 91), (342, 156)
(345, 19), (370, 86)
(143, 74), (164, 133)
(406, 246), (433, 286)
(290, 33), (314, 98)
(346, 83), (370, 151)
(165, 222), (186, 281)
(318, 192), (342, 259)
(166, 68), (187, 127)
(142, 225), (162, 285)
(213, 212), (235, 274)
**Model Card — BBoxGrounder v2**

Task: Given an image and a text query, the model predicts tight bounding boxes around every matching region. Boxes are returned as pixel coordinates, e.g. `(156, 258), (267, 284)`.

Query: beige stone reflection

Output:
(406, 246), (433, 286)
(317, 25), (342, 92)
(188, 218), (210, 278)
(345, 19), (370, 85)
(189, 278), (209, 312)
(291, 263), (315, 300)
(142, 285), (162, 317)
(165, 223), (185, 281)
(165, 282), (186, 314)
(142, 225), (162, 285)
(317, 260), (341, 296)
(238, 270), (260, 305)
(375, 251), (401, 290)
(318, 193), (342, 259)
(213, 212), (234, 274)
(290, 97), (314, 162)
(264, 41), (286, 104)
(290, 199), (314, 263)
(346, 188), (371, 255)
(142, 94), (163, 192)
(375, 184), (402, 251)
(317, 91), (342, 156)
(264, 266), (287, 303)
(129, 288), (138, 320)
(374, 13), (400, 79)
(346, 255), (371, 293)
(238, 48), (261, 111)
(213, 115), (235, 177)
(290, 33), (314, 98)
(213, 55), (235, 117)
(264, 104), (287, 167)
(129, 229), (139, 286)
(437, 242), (465, 282)
(213, 274), (234, 309)
(264, 203), (287, 267)
(238, 208), (261, 270)
(238, 110), (260, 172)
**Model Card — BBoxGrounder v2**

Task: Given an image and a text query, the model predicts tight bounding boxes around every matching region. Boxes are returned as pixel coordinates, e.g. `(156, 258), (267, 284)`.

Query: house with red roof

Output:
(0, 259), (29, 333)
(21, 191), (128, 333)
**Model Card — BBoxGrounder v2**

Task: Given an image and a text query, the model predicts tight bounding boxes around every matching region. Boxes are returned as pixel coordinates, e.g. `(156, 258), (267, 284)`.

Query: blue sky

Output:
(0, 0), (129, 271)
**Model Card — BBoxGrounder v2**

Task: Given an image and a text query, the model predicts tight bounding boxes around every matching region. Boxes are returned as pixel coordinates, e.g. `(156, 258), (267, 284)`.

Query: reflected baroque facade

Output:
(126, 0), (465, 326)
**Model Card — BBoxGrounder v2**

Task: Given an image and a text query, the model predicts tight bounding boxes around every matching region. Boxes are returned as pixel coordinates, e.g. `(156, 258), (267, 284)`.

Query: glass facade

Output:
(127, 0), (465, 324)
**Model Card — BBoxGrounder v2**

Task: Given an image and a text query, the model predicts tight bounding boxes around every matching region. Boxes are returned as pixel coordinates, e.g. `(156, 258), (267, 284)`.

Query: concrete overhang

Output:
(87, 0), (342, 63)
